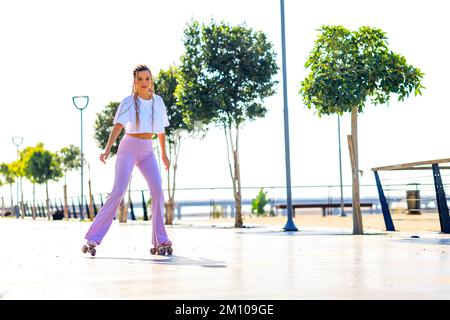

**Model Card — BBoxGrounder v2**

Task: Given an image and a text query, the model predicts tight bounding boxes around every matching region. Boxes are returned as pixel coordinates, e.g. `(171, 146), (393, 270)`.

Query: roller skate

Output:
(82, 240), (98, 257)
(150, 241), (173, 256)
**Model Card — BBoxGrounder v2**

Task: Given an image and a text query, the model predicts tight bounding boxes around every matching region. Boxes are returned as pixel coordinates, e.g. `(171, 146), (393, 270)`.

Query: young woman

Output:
(82, 64), (172, 256)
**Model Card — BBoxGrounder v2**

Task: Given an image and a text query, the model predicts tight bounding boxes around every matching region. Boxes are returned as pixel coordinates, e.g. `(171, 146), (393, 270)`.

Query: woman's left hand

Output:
(162, 154), (170, 171)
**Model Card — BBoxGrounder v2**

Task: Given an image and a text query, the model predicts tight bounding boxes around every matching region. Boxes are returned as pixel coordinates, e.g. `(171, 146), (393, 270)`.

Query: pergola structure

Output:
(372, 158), (450, 233)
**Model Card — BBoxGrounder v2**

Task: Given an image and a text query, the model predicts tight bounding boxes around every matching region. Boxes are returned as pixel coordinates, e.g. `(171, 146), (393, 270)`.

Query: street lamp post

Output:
(12, 136), (23, 219)
(280, 0), (298, 232)
(72, 96), (89, 220)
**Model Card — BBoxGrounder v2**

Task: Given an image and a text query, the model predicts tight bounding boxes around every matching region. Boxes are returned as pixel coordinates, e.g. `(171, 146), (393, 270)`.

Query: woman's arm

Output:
(100, 124), (124, 164)
(157, 133), (170, 171)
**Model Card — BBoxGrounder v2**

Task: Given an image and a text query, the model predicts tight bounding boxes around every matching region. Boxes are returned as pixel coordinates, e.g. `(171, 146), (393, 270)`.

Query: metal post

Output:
(72, 96), (89, 220)
(432, 164), (450, 233)
(12, 136), (23, 219)
(93, 196), (98, 216)
(337, 115), (346, 217)
(374, 171), (395, 231)
(71, 197), (77, 219)
(280, 0), (297, 231)
(141, 190), (148, 221)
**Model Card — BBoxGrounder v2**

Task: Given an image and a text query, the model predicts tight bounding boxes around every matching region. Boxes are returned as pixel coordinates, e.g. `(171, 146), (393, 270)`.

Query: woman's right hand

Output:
(100, 149), (110, 164)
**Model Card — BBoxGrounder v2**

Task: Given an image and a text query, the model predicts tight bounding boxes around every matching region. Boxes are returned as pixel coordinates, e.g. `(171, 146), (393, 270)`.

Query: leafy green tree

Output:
(300, 25), (424, 234)
(21, 143), (63, 220)
(0, 163), (16, 214)
(94, 102), (125, 156)
(58, 145), (82, 220)
(177, 20), (278, 227)
(154, 66), (194, 225)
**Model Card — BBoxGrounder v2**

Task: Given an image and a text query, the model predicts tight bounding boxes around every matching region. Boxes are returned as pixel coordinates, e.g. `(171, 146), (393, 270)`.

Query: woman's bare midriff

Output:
(126, 133), (154, 139)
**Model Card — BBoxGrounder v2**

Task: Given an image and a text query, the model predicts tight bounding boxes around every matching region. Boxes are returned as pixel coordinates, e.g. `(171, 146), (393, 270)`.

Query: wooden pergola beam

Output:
(374, 166), (450, 171)
(371, 158), (450, 171)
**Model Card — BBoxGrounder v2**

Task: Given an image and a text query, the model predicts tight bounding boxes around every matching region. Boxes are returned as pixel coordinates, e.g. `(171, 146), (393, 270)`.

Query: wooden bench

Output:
(275, 203), (374, 216)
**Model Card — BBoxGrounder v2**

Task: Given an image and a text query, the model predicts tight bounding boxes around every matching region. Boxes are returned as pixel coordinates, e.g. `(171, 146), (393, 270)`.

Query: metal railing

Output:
(1, 183), (449, 220)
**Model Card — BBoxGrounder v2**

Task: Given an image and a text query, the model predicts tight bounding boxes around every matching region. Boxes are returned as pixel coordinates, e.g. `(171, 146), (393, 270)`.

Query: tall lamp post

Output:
(72, 96), (89, 220)
(280, 0), (297, 231)
(12, 136), (23, 219)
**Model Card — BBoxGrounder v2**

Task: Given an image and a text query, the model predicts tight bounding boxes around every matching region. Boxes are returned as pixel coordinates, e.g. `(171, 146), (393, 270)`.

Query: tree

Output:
(300, 25), (424, 234)
(21, 143), (63, 220)
(0, 163), (16, 215)
(177, 20), (278, 227)
(154, 66), (194, 225)
(58, 145), (82, 220)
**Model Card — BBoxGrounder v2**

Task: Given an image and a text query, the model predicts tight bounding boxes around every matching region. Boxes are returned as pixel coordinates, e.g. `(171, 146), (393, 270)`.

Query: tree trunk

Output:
(88, 179), (94, 221)
(224, 125), (244, 228)
(119, 198), (127, 223)
(233, 149), (243, 227)
(165, 138), (173, 225)
(349, 107), (363, 234)
(63, 184), (69, 220)
(45, 181), (51, 220)
(165, 198), (175, 225)
(19, 182), (25, 219)
(1, 196), (5, 217)
(32, 183), (36, 220)
(165, 134), (181, 225)
(9, 183), (13, 215)
(224, 124), (243, 228)
(20, 178), (24, 219)
(119, 181), (131, 223)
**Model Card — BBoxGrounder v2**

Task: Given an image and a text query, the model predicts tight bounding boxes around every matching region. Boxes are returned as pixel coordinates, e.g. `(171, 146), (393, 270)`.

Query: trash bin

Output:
(53, 210), (64, 220)
(406, 190), (421, 214)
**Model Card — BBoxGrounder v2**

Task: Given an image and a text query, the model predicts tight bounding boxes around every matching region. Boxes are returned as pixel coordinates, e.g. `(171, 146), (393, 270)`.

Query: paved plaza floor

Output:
(1, 218), (450, 300)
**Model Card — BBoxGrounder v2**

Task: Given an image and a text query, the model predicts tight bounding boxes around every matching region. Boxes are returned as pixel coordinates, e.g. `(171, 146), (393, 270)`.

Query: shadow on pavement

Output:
(86, 255), (227, 268)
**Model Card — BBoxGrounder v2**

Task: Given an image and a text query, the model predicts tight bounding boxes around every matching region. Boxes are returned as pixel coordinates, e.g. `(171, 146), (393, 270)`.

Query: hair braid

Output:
(131, 64), (155, 131)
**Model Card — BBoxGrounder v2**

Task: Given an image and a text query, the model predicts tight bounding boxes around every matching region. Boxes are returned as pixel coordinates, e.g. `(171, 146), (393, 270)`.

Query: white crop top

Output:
(113, 94), (170, 134)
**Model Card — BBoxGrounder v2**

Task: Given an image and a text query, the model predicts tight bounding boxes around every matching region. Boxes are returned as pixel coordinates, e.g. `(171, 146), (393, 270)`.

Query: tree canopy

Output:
(58, 145), (82, 174)
(300, 25), (425, 116)
(20, 143), (63, 185)
(154, 66), (191, 142)
(176, 19), (279, 129)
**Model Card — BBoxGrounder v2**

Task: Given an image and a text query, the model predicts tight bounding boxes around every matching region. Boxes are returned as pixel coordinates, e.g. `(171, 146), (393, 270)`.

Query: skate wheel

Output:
(158, 247), (166, 255)
(90, 248), (96, 256)
(82, 245), (88, 254)
(166, 247), (173, 255)
(150, 248), (156, 255)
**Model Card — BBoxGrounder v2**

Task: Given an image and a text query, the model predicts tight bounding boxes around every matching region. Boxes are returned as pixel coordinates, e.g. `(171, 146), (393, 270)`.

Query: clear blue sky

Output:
(1, 0), (449, 204)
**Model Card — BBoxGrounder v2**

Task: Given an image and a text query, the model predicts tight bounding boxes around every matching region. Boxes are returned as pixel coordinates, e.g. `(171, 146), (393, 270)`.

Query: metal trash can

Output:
(406, 190), (421, 214)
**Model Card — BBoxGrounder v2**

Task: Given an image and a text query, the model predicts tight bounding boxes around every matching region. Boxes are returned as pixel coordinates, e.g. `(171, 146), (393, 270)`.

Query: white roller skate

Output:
(82, 240), (99, 256)
(150, 241), (173, 256)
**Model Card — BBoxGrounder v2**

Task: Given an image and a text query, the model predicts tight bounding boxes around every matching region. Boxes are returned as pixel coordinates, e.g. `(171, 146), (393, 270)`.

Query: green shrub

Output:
(212, 204), (224, 219)
(251, 188), (271, 216)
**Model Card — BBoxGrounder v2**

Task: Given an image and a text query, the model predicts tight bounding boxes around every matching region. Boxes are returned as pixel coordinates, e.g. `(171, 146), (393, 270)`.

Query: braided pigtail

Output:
(132, 64), (155, 132)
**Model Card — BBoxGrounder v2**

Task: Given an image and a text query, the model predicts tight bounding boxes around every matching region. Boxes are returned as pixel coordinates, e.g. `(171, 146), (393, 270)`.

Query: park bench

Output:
(275, 202), (374, 216)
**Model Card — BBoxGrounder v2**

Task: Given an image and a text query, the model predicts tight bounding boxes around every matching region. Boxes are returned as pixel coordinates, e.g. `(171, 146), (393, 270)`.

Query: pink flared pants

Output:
(84, 134), (170, 247)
